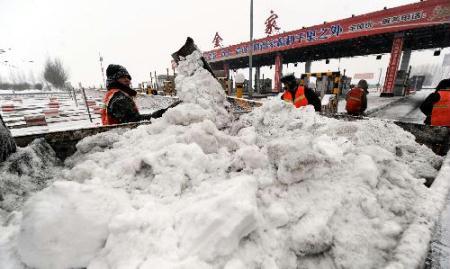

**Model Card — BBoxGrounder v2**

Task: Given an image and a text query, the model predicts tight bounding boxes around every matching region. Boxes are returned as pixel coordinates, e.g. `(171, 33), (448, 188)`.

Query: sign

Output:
(383, 34), (404, 94)
(443, 53), (450, 66)
(265, 10), (281, 36)
(354, 73), (374, 80)
(212, 32), (223, 48)
(204, 0), (450, 62)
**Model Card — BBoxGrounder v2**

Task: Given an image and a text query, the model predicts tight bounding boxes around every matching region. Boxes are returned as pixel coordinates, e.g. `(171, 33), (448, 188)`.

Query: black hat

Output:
(357, 79), (369, 91)
(436, 78), (450, 90)
(280, 74), (296, 84)
(106, 64), (131, 81)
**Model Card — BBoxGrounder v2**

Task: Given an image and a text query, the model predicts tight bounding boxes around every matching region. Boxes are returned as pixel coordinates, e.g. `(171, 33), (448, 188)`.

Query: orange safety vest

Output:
(431, 90), (450, 127)
(101, 89), (138, 125)
(282, 86), (309, 108)
(345, 87), (364, 114)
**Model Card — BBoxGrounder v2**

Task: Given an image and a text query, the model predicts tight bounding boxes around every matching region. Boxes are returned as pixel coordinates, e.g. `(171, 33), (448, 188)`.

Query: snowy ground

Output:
(0, 90), (180, 137)
(369, 90), (432, 124)
(0, 92), (101, 136)
(0, 52), (448, 269)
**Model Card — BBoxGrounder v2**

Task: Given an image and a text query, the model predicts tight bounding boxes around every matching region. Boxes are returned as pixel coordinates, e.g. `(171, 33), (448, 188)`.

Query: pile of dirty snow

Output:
(0, 115), (16, 163)
(0, 139), (60, 213)
(0, 50), (445, 269)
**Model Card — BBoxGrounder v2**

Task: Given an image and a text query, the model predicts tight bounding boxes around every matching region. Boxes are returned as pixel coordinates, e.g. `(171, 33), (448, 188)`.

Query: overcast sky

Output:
(0, 0), (448, 87)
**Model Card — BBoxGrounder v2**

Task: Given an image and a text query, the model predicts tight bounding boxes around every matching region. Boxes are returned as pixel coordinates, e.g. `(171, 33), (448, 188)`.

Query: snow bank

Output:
(0, 139), (59, 212)
(385, 154), (450, 269)
(0, 50), (445, 269)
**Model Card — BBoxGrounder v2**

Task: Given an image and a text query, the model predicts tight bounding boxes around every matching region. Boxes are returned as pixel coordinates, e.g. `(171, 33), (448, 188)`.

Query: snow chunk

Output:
(0, 139), (59, 211)
(176, 176), (258, 261)
(17, 181), (131, 269)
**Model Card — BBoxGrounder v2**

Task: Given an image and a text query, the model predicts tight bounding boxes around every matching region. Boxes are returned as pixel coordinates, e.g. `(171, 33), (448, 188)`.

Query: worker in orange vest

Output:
(280, 74), (321, 111)
(101, 64), (152, 125)
(345, 79), (368, 116)
(420, 78), (450, 126)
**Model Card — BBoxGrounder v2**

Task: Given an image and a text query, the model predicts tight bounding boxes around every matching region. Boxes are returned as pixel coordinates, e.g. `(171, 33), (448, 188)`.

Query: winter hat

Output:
(106, 64), (132, 81)
(357, 79), (369, 91)
(280, 73), (296, 84)
(436, 78), (450, 90)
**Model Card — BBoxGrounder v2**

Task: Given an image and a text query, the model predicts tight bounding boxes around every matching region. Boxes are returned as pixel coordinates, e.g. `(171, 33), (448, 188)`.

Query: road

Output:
(369, 90), (433, 124)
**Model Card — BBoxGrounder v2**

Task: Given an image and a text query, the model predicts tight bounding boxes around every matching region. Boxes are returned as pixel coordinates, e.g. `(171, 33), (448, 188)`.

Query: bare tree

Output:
(43, 58), (69, 89)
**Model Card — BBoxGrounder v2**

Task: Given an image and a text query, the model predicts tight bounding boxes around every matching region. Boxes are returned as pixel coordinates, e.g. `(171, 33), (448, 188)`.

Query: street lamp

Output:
(249, 0), (254, 99)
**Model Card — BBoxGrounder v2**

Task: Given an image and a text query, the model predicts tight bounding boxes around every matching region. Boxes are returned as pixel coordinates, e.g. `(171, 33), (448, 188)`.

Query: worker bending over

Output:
(281, 74), (321, 112)
(345, 79), (368, 116)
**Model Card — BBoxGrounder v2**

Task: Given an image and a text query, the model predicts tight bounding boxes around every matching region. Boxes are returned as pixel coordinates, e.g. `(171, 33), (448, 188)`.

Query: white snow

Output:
(0, 89), (179, 137)
(369, 90), (432, 124)
(0, 50), (447, 269)
(0, 139), (60, 212)
(18, 181), (132, 269)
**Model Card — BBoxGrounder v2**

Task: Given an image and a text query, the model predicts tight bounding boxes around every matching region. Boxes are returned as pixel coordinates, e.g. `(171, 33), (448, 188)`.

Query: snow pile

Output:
(173, 51), (231, 129)
(0, 50), (445, 269)
(0, 115), (16, 162)
(0, 139), (59, 212)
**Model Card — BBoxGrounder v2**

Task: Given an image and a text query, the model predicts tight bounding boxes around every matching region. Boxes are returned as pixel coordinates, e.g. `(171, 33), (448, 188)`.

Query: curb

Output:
(386, 153), (450, 268)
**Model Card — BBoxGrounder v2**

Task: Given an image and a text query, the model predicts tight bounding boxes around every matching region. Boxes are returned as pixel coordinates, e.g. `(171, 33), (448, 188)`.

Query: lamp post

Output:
(99, 53), (106, 89)
(248, 0), (254, 99)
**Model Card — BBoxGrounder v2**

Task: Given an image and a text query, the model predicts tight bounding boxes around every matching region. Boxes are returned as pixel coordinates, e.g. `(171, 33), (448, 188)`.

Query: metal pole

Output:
(99, 53), (106, 89)
(81, 87), (93, 123)
(248, 0), (254, 99)
(72, 87), (78, 107)
(377, 68), (383, 92)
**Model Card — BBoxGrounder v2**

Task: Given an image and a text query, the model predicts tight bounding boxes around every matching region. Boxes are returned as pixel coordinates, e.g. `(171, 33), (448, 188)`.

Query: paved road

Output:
(369, 90), (433, 124)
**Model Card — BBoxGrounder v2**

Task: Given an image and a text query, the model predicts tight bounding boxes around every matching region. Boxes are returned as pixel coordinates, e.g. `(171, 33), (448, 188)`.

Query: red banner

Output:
(204, 0), (450, 62)
(383, 34), (404, 94)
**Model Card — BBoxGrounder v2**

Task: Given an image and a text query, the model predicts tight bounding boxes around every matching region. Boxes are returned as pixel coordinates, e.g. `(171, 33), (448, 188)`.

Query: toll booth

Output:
(157, 75), (175, 95)
(163, 81), (175, 96)
(213, 70), (232, 95)
(408, 75), (426, 91)
(256, 78), (273, 94)
(393, 68), (411, 96)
